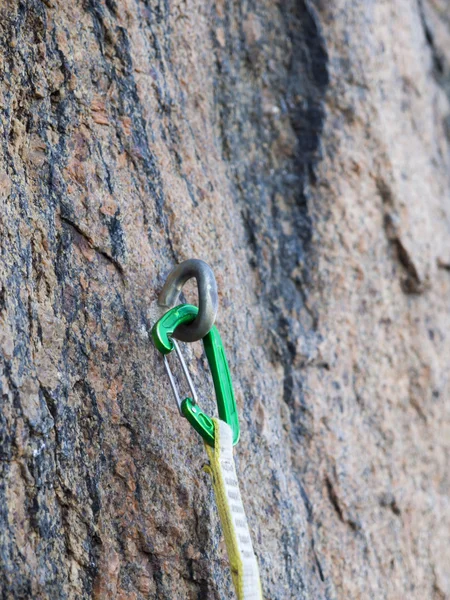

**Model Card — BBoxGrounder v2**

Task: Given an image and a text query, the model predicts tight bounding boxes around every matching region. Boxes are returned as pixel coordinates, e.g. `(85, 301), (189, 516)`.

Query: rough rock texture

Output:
(0, 0), (449, 598)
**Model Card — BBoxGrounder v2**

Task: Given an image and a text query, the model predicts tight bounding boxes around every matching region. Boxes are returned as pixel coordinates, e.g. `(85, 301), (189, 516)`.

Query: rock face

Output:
(0, 0), (449, 598)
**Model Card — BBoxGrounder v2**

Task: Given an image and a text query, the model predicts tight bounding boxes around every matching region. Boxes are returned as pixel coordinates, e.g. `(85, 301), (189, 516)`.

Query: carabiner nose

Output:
(158, 259), (218, 343)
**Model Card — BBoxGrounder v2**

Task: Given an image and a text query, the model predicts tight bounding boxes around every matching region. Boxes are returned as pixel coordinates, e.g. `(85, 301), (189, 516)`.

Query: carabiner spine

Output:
(203, 329), (240, 446)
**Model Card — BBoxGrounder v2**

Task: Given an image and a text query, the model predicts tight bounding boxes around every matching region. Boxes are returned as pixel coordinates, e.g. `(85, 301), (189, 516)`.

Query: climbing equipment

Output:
(152, 303), (239, 447)
(152, 261), (263, 599)
(205, 419), (264, 599)
(157, 258), (218, 343)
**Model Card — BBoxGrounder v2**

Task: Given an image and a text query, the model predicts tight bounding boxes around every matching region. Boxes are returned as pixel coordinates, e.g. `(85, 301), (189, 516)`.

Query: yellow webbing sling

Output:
(205, 419), (263, 600)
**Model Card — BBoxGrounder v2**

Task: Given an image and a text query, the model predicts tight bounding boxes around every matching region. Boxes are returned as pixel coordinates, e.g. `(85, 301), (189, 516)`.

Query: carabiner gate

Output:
(152, 304), (240, 447)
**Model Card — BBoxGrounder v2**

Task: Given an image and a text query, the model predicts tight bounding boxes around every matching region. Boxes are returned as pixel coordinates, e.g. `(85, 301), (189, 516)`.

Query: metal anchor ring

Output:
(157, 259), (218, 343)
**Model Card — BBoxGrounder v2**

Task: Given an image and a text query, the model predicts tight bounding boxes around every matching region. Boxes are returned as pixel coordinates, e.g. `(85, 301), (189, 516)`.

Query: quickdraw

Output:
(152, 259), (263, 600)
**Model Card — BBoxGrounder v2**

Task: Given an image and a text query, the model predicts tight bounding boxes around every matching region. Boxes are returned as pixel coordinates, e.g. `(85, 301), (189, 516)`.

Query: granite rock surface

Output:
(0, 0), (449, 598)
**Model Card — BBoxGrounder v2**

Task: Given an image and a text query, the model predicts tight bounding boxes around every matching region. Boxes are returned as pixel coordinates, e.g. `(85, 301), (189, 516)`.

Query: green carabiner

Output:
(152, 304), (240, 447)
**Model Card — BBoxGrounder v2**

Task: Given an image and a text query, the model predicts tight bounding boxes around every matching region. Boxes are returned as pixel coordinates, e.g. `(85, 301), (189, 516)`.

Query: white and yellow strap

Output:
(204, 418), (263, 600)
